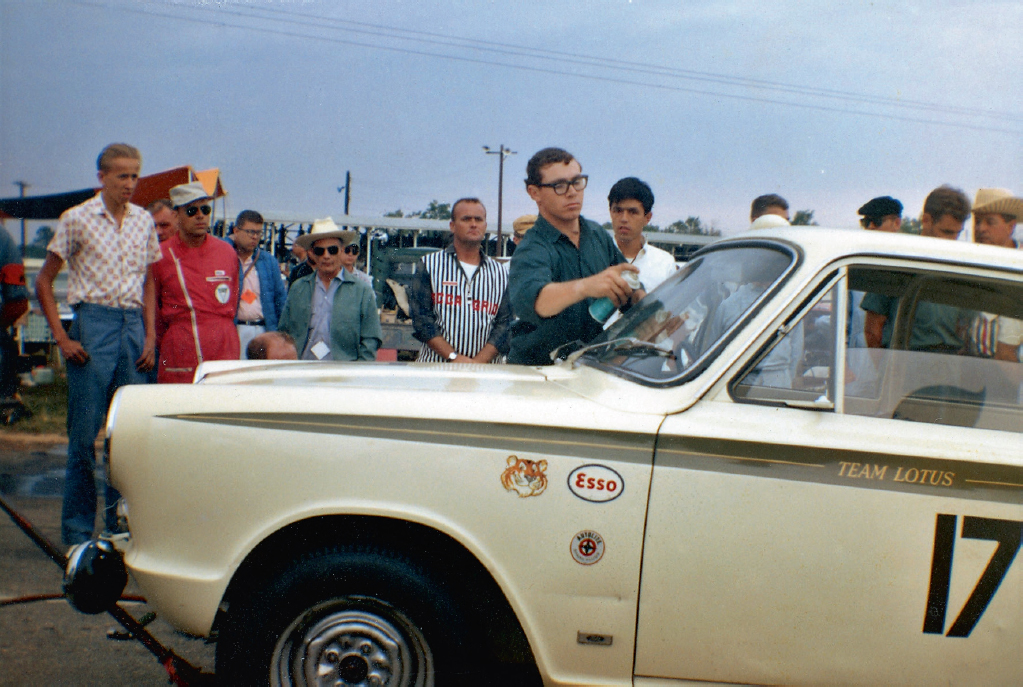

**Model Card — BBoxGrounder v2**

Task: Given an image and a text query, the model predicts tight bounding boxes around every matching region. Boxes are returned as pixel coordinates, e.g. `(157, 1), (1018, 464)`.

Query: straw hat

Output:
(972, 188), (1023, 220)
(294, 217), (358, 250)
(512, 214), (537, 238)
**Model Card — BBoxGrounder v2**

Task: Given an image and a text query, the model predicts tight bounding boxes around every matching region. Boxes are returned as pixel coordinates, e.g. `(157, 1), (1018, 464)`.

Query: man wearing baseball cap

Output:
(151, 181), (240, 382)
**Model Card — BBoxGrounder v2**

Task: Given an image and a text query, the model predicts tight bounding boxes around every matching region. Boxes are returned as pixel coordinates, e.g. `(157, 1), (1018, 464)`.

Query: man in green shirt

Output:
(862, 185), (971, 351)
(508, 147), (640, 365)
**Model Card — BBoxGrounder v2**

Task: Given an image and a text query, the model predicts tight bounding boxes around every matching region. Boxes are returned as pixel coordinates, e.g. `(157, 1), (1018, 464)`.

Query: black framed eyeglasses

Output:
(535, 175), (588, 195)
(185, 204), (212, 217)
(344, 244), (360, 255)
(312, 245), (341, 256)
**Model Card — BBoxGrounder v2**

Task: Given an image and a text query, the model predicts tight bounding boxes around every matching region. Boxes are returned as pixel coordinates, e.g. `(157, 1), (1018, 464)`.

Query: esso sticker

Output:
(567, 464), (624, 503)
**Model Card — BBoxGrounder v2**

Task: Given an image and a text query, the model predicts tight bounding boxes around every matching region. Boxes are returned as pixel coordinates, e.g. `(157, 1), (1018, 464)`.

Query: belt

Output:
(237, 319), (266, 326)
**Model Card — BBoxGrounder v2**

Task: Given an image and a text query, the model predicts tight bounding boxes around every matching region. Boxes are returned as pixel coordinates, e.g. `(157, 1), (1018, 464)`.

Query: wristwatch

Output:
(446, 351), (458, 362)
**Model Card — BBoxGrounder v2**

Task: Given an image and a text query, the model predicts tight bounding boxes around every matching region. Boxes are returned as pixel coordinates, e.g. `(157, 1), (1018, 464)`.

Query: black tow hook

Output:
(0, 493), (213, 686)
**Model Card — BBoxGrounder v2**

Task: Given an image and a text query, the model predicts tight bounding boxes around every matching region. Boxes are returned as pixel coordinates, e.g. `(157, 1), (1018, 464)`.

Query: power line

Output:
(237, 4), (1022, 124)
(70, 0), (1022, 134)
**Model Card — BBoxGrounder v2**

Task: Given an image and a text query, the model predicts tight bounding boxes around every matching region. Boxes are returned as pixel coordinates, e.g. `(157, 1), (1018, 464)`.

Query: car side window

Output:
(734, 266), (1023, 433)
(731, 280), (837, 408)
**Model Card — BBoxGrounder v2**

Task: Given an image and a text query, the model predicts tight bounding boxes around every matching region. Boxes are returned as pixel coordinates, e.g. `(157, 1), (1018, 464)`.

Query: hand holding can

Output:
(589, 269), (641, 323)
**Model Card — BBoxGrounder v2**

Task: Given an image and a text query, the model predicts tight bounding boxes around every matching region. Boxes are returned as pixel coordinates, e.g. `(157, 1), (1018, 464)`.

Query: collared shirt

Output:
(237, 253), (263, 321)
(408, 245), (510, 362)
(605, 240), (679, 328)
(49, 193), (160, 309)
(628, 241), (678, 291)
(508, 214), (624, 365)
(302, 271), (344, 360)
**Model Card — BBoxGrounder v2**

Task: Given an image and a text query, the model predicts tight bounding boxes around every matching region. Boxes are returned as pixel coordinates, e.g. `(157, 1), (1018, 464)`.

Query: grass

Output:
(1, 374), (68, 436)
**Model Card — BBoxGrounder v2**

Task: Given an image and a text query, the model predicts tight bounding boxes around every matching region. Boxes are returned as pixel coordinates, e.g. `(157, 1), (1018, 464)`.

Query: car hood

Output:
(187, 360), (675, 423)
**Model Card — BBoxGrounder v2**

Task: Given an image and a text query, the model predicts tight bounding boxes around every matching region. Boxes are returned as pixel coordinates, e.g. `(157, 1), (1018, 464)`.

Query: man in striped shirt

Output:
(409, 198), (510, 363)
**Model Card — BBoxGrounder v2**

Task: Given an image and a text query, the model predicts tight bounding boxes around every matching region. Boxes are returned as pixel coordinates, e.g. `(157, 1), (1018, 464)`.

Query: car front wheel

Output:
(217, 545), (475, 686)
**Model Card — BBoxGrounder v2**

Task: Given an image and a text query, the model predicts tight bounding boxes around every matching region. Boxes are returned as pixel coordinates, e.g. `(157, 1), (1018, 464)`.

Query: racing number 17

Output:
(923, 514), (1022, 637)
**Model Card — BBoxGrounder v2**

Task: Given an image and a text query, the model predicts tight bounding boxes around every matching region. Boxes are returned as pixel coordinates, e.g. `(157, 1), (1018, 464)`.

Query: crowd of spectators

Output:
(4, 141), (1019, 543)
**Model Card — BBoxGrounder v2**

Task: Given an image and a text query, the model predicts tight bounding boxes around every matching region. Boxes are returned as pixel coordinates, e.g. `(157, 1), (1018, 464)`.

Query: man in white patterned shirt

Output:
(36, 143), (161, 546)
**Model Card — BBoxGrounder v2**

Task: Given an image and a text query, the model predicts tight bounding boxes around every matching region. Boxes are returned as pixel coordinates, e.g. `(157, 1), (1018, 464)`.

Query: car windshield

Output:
(580, 243), (795, 383)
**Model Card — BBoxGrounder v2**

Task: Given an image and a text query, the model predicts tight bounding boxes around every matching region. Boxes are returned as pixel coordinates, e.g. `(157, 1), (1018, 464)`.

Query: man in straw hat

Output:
(972, 188), (1022, 250)
(279, 217), (381, 361)
(152, 181), (240, 382)
(507, 214), (536, 257)
(36, 143), (161, 545)
(969, 188), (1023, 360)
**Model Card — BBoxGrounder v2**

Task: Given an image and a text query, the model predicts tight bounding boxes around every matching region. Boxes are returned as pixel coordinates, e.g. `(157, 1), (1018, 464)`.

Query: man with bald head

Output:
(147, 199), (179, 242)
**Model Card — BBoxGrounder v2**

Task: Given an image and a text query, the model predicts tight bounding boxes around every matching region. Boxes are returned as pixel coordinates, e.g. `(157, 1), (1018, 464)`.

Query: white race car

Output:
(100, 227), (1021, 686)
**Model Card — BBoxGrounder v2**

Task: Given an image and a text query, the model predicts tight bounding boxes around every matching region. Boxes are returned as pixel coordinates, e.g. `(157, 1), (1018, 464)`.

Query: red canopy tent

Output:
(0, 167), (227, 220)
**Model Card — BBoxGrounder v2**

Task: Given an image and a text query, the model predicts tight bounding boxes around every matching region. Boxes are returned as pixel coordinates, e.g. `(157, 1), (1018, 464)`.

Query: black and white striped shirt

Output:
(409, 245), (510, 362)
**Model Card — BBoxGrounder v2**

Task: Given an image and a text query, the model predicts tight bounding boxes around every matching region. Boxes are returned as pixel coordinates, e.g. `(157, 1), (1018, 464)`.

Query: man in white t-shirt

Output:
(607, 177), (677, 292)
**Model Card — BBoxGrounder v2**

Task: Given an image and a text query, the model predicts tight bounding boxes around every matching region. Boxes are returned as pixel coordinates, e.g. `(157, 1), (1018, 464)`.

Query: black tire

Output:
(216, 544), (480, 686)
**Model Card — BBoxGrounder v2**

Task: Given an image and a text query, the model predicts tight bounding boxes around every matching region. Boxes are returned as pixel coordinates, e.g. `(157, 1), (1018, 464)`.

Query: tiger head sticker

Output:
(500, 456), (548, 498)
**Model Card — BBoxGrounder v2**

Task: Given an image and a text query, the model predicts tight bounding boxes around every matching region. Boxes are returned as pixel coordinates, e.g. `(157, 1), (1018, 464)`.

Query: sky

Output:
(1, 0), (1021, 241)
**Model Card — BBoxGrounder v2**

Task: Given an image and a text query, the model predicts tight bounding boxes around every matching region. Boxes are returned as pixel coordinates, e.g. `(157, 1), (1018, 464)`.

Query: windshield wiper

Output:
(563, 337), (675, 367)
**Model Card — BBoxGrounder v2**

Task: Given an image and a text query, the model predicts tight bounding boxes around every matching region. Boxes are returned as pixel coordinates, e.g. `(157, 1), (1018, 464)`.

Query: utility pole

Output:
(12, 181), (29, 256)
(482, 145), (516, 256)
(337, 171), (351, 227)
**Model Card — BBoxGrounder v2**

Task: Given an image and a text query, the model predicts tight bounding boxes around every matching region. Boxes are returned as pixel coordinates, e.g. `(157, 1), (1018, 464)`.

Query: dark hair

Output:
(608, 177), (654, 214)
(235, 210), (264, 227)
(246, 331), (296, 360)
(451, 197), (485, 219)
(750, 194), (789, 221)
(525, 147), (576, 187)
(97, 143), (141, 171)
(146, 199), (174, 213)
(923, 185), (971, 222)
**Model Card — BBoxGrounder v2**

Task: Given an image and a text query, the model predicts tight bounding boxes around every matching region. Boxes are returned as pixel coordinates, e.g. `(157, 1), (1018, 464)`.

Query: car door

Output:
(635, 262), (1022, 685)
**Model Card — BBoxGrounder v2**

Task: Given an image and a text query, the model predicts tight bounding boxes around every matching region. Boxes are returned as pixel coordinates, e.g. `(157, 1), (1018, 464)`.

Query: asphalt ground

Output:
(0, 434), (216, 686)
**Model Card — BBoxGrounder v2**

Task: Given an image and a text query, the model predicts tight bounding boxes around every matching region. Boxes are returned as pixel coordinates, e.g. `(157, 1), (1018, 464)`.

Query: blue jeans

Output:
(62, 303), (149, 545)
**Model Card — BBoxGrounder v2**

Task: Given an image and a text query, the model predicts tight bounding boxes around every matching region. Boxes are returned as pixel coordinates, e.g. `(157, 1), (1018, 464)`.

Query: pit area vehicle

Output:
(93, 227), (1021, 685)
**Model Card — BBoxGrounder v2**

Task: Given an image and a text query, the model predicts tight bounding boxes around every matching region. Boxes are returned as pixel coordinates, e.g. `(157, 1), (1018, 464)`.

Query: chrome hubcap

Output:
(271, 597), (432, 686)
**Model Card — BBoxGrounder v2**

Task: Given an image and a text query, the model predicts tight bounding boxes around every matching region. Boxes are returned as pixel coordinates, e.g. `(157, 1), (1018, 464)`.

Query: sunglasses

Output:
(185, 204), (212, 217)
(344, 245), (360, 255)
(312, 245), (341, 256)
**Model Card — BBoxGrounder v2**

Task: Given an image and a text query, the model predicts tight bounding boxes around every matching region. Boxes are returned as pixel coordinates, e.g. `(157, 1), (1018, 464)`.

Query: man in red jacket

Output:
(153, 182), (240, 382)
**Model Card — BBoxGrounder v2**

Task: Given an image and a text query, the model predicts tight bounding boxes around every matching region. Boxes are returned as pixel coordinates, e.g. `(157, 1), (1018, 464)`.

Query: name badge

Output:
(311, 341), (330, 360)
